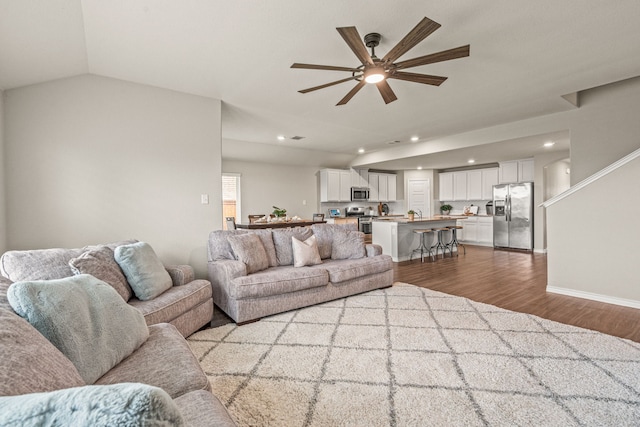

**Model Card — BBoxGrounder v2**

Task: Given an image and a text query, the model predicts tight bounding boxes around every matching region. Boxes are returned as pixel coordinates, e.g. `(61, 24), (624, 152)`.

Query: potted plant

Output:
(440, 204), (453, 215)
(407, 210), (416, 221)
(272, 206), (287, 218)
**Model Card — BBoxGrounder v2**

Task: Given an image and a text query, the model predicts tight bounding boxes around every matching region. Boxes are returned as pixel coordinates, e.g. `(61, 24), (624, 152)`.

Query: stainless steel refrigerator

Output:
(493, 182), (533, 250)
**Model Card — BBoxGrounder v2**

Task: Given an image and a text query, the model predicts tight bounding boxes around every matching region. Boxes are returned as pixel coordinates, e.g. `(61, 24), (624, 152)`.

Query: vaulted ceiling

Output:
(1, 1), (639, 169)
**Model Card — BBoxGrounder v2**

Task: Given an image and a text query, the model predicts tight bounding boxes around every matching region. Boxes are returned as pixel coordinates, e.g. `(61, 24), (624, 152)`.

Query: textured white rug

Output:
(188, 283), (640, 426)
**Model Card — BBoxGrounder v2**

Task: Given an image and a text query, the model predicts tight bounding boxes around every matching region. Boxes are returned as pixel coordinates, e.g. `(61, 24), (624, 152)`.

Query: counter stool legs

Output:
(434, 228), (453, 258)
(410, 229), (435, 263)
(446, 225), (466, 256)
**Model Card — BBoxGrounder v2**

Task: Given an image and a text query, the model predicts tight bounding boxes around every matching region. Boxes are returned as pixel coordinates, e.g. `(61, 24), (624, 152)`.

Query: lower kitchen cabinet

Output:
(458, 217), (493, 246)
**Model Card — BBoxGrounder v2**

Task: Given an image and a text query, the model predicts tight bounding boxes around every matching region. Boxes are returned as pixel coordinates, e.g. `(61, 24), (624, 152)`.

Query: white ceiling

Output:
(1, 1), (639, 170)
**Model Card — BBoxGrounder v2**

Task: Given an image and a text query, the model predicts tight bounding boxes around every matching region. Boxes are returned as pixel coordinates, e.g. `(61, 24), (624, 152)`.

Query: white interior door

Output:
(407, 179), (430, 217)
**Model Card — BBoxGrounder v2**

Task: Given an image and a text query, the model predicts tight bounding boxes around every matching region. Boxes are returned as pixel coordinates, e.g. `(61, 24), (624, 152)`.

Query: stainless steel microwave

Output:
(351, 187), (370, 201)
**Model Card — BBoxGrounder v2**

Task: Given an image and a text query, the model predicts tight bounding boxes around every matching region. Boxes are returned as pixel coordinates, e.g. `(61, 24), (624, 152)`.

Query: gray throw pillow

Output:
(331, 230), (367, 260)
(272, 227), (314, 266)
(7, 275), (149, 384)
(114, 242), (172, 301)
(292, 235), (322, 268)
(0, 383), (184, 427)
(69, 246), (133, 301)
(228, 234), (269, 274)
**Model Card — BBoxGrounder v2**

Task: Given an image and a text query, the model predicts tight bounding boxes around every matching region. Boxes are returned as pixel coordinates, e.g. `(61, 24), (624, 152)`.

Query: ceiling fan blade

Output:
(337, 80), (366, 105)
(376, 80), (398, 104)
(382, 17), (441, 63)
(388, 71), (447, 86)
(394, 45), (470, 70)
(291, 63), (361, 72)
(298, 76), (361, 94)
(337, 26), (374, 66)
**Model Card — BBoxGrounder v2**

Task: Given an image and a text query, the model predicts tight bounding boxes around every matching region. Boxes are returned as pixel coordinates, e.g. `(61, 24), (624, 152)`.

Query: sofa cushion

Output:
(174, 390), (237, 427)
(249, 229), (278, 267)
(208, 230), (249, 261)
(0, 308), (85, 396)
(7, 275), (149, 384)
(311, 223), (358, 259)
(129, 279), (212, 326)
(228, 234), (269, 274)
(0, 275), (12, 311)
(115, 242), (173, 301)
(312, 256), (393, 284)
(231, 266), (328, 299)
(0, 383), (185, 427)
(272, 227), (313, 266)
(0, 247), (84, 281)
(331, 229), (366, 260)
(292, 235), (322, 268)
(96, 323), (210, 398)
(69, 246), (133, 301)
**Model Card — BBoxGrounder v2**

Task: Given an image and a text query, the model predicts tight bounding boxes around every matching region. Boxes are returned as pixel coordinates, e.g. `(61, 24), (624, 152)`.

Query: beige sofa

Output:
(0, 240), (213, 337)
(208, 224), (393, 324)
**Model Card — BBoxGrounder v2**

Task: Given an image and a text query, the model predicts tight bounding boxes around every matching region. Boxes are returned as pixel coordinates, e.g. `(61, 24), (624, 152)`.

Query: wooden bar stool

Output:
(446, 225), (466, 255)
(410, 229), (435, 263)
(434, 227), (453, 258)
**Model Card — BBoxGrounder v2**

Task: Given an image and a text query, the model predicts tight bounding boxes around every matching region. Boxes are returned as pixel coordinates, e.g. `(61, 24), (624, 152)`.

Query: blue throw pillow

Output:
(114, 242), (172, 301)
(0, 383), (185, 426)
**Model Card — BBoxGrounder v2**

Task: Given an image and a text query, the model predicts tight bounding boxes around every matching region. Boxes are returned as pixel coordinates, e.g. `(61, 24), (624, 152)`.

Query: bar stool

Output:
(446, 225), (466, 256)
(410, 229), (435, 263)
(434, 228), (453, 258)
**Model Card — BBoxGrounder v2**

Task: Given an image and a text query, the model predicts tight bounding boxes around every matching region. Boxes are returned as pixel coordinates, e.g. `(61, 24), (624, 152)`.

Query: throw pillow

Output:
(0, 383), (184, 427)
(292, 235), (322, 268)
(7, 275), (149, 384)
(331, 229), (367, 260)
(69, 246), (133, 301)
(271, 227), (314, 266)
(227, 233), (269, 274)
(0, 308), (85, 396)
(114, 242), (172, 301)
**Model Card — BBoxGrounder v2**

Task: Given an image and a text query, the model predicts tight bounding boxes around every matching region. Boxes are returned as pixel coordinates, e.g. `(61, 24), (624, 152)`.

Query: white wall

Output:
(533, 151), (570, 252)
(546, 154), (640, 304)
(0, 90), (5, 254)
(4, 75), (222, 277)
(222, 160), (318, 221)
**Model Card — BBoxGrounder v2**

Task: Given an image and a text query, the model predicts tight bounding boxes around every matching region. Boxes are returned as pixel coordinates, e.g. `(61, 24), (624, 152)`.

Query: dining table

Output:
(235, 220), (325, 229)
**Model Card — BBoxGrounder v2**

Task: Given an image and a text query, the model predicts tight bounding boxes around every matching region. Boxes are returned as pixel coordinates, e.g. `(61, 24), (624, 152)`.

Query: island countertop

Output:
(372, 215), (468, 224)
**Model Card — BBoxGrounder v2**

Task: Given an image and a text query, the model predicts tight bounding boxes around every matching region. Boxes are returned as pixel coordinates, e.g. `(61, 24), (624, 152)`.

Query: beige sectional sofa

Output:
(208, 224), (394, 324)
(0, 240), (213, 337)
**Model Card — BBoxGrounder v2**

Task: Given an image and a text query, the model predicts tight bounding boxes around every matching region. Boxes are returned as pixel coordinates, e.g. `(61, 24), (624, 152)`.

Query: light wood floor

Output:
(394, 245), (640, 343)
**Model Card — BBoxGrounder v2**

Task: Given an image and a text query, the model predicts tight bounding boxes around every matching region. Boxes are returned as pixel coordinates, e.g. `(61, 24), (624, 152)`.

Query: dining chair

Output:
(225, 217), (237, 230)
(312, 213), (325, 222)
(248, 215), (263, 224)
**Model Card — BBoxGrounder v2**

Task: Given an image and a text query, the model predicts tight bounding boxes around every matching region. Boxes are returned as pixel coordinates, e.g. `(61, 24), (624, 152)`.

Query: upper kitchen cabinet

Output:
(499, 159), (534, 184)
(453, 172), (468, 201)
(481, 168), (499, 199)
(439, 172), (454, 201)
(368, 172), (397, 202)
(319, 168), (351, 202)
(466, 170), (483, 200)
(351, 168), (369, 188)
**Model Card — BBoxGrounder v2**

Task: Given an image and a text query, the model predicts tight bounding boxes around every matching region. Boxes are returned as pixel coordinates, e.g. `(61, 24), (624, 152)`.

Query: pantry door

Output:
(407, 179), (430, 217)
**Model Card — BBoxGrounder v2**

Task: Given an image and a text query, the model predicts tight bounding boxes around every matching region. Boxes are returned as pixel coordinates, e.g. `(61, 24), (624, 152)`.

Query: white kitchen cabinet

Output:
(439, 172), (454, 201)
(477, 217), (493, 245)
(499, 159), (534, 184)
(461, 218), (478, 242)
(387, 174), (397, 201)
(453, 172), (468, 201)
(368, 172), (397, 202)
(466, 170), (483, 200)
(458, 216), (493, 246)
(320, 169), (351, 202)
(351, 168), (369, 188)
(378, 174), (388, 202)
(368, 172), (379, 201)
(482, 168), (499, 200)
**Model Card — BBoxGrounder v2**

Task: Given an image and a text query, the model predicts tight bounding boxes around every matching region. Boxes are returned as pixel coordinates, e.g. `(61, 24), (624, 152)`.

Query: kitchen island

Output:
(372, 216), (466, 262)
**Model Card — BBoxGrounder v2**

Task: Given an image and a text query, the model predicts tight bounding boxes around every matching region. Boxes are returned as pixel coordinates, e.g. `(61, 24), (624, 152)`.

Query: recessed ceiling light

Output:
(544, 141), (555, 147)
(358, 148), (365, 154)
(417, 166), (423, 170)
(277, 135), (285, 141)
(468, 159), (475, 164)
(411, 136), (419, 142)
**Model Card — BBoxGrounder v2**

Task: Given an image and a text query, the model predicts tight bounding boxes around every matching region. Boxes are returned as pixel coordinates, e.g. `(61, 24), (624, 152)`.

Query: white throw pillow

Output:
(292, 235), (322, 268)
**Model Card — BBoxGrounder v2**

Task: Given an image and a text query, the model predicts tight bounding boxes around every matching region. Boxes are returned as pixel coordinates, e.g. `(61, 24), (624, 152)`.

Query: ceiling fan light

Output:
(364, 66), (386, 84)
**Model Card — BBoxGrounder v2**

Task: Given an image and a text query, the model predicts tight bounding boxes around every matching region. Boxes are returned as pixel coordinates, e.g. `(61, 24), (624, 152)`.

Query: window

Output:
(222, 174), (241, 230)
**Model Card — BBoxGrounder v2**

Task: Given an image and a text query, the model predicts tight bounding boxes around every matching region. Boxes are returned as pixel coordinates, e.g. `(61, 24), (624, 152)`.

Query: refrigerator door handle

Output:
(506, 195), (511, 222)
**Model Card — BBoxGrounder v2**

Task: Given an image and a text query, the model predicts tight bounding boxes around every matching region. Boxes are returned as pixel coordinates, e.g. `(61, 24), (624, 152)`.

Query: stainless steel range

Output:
(346, 206), (375, 234)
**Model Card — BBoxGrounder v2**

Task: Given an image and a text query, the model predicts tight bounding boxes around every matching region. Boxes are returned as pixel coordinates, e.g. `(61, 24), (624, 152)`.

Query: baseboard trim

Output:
(534, 248), (547, 254)
(547, 286), (640, 309)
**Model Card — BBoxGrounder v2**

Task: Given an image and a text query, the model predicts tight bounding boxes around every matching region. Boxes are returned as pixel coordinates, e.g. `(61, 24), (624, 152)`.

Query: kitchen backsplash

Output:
(321, 201), (404, 216)
(441, 200), (492, 215)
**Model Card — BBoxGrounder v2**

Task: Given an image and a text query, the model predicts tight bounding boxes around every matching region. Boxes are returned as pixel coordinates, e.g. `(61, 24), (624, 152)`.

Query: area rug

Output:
(187, 283), (640, 426)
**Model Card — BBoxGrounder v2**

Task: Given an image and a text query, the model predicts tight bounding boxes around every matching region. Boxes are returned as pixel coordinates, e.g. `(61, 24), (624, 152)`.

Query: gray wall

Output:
(533, 151), (570, 252)
(4, 75), (222, 277)
(0, 91), (5, 254)
(222, 160), (319, 221)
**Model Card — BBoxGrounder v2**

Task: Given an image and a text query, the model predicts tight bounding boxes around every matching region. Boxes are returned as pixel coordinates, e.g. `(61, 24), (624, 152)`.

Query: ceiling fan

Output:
(291, 16), (470, 105)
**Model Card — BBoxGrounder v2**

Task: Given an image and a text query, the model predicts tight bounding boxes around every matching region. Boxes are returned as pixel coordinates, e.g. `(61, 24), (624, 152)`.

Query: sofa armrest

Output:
(165, 265), (195, 286)
(365, 244), (383, 257)
(207, 260), (247, 288)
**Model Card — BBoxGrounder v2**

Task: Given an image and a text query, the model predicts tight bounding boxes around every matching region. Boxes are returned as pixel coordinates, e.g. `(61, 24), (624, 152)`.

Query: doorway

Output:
(407, 179), (430, 218)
